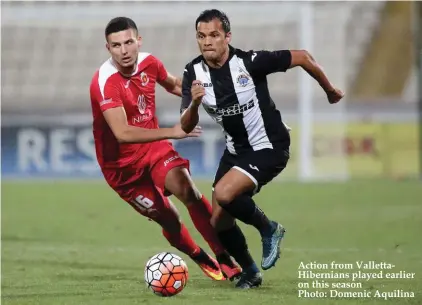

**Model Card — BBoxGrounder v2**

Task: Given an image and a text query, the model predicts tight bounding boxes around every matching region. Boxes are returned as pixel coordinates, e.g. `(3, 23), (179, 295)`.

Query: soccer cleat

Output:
(261, 222), (286, 270)
(235, 271), (263, 289)
(216, 253), (242, 281)
(191, 248), (225, 281)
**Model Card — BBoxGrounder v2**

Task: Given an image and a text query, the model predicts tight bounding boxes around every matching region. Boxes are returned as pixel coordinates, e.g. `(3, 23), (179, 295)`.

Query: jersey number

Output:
(132, 195), (154, 212)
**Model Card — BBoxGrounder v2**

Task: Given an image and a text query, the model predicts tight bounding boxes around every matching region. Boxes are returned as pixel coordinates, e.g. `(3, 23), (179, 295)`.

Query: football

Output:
(144, 252), (189, 297)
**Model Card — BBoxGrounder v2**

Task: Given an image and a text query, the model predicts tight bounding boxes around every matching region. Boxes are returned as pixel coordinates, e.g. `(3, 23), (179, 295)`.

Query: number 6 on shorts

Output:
(132, 194), (154, 212)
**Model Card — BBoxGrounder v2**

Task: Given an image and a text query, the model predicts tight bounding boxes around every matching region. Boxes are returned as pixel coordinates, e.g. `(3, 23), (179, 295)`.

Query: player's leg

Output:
(149, 143), (224, 256)
(214, 170), (277, 238)
(103, 164), (197, 257)
(213, 148), (289, 272)
(104, 167), (206, 265)
(209, 151), (262, 288)
(210, 190), (260, 283)
(150, 148), (224, 256)
(164, 166), (241, 278)
(149, 143), (231, 279)
(164, 166), (226, 254)
(123, 179), (198, 258)
(125, 179), (224, 281)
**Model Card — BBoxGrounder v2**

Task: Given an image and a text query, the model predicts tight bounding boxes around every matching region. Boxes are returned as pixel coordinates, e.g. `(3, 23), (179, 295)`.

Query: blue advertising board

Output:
(1, 124), (226, 179)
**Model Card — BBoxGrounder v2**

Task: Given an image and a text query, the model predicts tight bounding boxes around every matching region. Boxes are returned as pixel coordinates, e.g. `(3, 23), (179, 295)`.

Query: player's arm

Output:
(180, 66), (203, 133)
(289, 50), (343, 103)
(154, 56), (182, 97)
(158, 72), (182, 97)
(103, 106), (189, 143)
(249, 50), (343, 104)
(95, 82), (200, 144)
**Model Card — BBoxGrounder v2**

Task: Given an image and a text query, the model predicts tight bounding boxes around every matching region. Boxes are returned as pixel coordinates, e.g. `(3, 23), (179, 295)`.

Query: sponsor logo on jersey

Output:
(237, 73), (250, 87)
(137, 94), (147, 114)
(164, 155), (179, 167)
(251, 52), (257, 61)
(203, 99), (255, 117)
(132, 94), (152, 123)
(140, 72), (149, 86)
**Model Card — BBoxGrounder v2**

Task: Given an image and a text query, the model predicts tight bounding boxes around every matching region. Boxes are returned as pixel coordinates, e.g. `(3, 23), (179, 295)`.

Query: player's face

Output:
(106, 29), (141, 71)
(196, 19), (231, 62)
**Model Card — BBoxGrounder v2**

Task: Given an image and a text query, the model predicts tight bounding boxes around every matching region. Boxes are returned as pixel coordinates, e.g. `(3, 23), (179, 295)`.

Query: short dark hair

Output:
(105, 17), (138, 38)
(195, 9), (231, 33)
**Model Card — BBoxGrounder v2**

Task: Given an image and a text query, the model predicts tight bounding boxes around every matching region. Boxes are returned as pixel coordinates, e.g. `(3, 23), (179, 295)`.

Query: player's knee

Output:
(174, 183), (202, 205)
(214, 184), (235, 206)
(165, 167), (201, 204)
(150, 200), (182, 232)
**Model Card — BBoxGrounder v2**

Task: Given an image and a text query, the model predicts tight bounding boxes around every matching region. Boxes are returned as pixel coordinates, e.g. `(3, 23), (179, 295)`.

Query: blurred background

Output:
(2, 3), (422, 304)
(1, 0), (421, 181)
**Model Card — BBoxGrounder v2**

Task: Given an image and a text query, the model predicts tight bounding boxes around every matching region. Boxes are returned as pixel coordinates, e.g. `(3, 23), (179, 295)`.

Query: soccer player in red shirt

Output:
(89, 17), (241, 281)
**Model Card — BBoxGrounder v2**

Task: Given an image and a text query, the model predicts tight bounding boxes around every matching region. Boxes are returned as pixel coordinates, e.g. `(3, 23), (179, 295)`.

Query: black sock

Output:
(220, 195), (275, 237)
(217, 224), (258, 272)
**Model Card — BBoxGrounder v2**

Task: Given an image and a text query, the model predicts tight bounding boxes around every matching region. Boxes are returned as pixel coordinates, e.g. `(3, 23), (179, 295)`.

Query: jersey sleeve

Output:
(154, 56), (168, 83)
(180, 64), (193, 114)
(247, 50), (292, 77)
(90, 76), (123, 112)
(101, 81), (123, 111)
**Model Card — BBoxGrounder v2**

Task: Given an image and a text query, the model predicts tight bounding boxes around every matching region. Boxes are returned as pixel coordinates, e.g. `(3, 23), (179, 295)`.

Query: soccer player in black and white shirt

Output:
(180, 9), (344, 289)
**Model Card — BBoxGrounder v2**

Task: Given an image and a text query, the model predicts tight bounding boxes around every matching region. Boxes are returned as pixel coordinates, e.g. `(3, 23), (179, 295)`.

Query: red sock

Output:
(187, 195), (225, 256)
(162, 223), (200, 257)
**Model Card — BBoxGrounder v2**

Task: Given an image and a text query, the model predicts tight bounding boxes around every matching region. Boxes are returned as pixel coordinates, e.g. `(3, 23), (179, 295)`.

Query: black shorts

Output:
(212, 147), (290, 196)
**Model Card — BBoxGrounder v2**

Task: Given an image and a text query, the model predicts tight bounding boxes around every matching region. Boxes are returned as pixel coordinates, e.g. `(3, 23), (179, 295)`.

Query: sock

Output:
(216, 252), (236, 267)
(187, 195), (226, 256)
(162, 223), (200, 257)
(188, 248), (219, 270)
(217, 224), (259, 273)
(220, 195), (276, 237)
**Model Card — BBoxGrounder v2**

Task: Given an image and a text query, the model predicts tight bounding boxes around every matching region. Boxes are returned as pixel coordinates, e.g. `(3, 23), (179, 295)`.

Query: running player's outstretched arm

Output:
(289, 50), (344, 104)
(248, 49), (344, 104)
(180, 66), (203, 133)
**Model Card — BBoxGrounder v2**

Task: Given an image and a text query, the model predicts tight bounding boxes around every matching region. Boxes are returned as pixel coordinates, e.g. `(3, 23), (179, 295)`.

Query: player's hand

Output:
(191, 80), (205, 106)
(326, 88), (344, 104)
(171, 124), (202, 139)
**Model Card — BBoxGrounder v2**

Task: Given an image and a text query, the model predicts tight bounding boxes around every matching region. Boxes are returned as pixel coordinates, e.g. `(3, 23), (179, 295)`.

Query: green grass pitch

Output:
(2, 179), (422, 305)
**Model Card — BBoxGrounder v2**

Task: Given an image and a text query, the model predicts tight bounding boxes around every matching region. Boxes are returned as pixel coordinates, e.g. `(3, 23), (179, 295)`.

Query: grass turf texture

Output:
(2, 179), (422, 305)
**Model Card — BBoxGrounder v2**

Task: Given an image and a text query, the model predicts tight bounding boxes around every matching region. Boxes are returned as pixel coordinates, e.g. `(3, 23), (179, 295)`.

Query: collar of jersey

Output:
(109, 58), (139, 78)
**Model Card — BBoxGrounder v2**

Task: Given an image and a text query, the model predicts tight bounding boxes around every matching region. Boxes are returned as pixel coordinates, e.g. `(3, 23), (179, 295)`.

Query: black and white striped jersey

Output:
(180, 45), (291, 155)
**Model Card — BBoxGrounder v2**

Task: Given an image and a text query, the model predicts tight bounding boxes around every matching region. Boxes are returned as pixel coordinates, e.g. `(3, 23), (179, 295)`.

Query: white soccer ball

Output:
(144, 252), (189, 297)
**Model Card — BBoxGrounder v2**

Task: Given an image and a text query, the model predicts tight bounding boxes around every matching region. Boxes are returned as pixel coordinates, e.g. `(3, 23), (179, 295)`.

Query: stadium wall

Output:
(1, 1), (419, 181)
